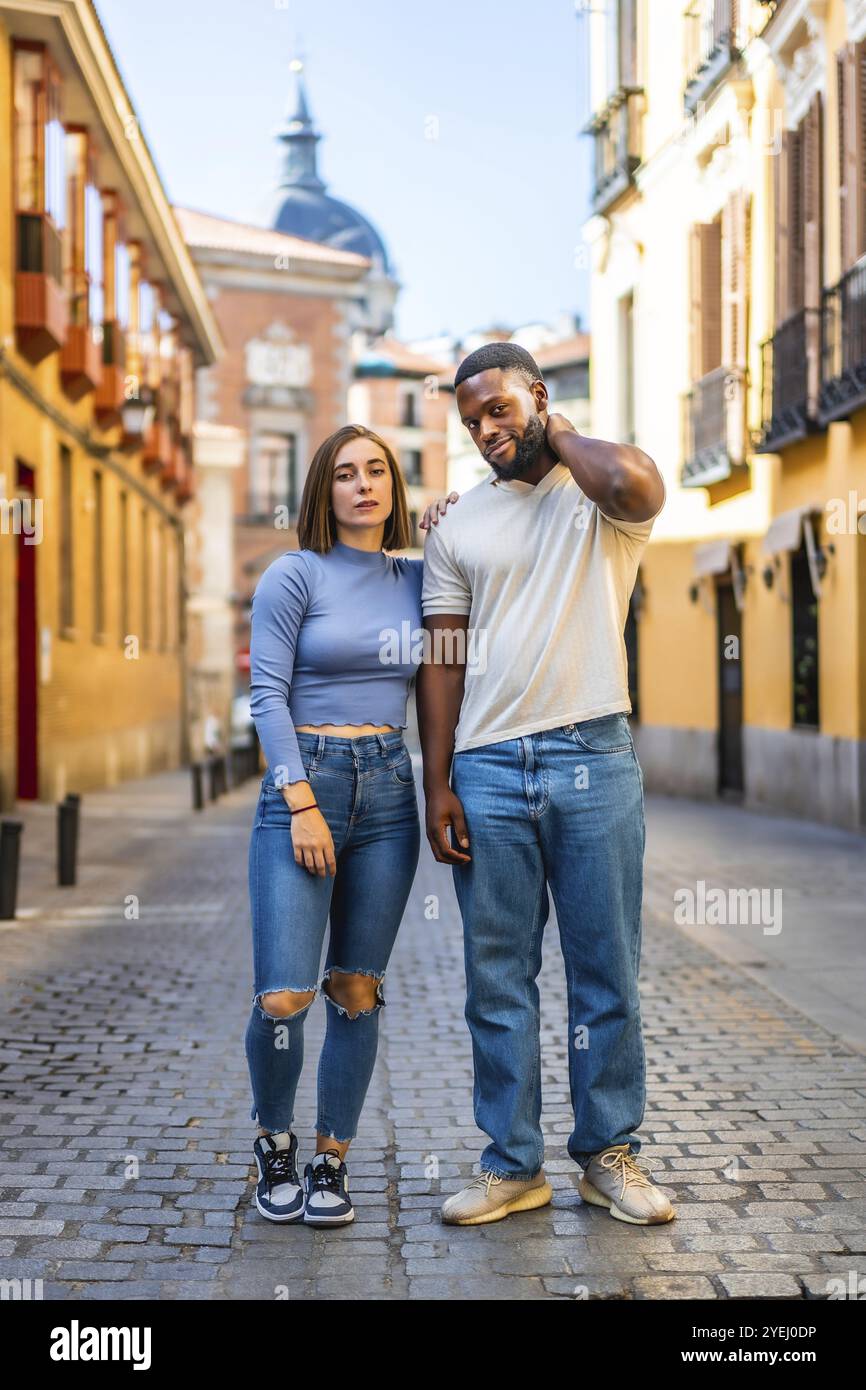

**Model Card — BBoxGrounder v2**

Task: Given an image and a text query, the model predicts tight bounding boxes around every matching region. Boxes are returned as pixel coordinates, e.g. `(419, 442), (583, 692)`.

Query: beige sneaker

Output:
(441, 1168), (553, 1226)
(578, 1143), (675, 1225)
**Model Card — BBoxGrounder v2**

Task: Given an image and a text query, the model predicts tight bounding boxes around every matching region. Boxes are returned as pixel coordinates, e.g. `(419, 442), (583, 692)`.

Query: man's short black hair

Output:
(454, 342), (543, 392)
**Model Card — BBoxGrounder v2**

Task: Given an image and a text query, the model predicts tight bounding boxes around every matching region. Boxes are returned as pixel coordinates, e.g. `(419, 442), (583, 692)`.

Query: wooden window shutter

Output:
(858, 38), (866, 260)
(788, 126), (805, 313)
(702, 217), (723, 375)
(837, 49), (848, 269)
(689, 223), (703, 381)
(741, 193), (751, 371)
(774, 128), (790, 326)
(722, 198), (735, 366)
(803, 94), (823, 311)
(837, 44), (861, 271)
(722, 190), (748, 369)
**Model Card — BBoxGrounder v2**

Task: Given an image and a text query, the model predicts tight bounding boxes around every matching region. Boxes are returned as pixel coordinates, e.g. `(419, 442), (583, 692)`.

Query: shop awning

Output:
(762, 504), (821, 556)
(693, 540), (733, 577)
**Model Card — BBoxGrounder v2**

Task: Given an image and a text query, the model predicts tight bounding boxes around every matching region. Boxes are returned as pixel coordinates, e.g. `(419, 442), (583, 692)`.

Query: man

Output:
(416, 341), (673, 1227)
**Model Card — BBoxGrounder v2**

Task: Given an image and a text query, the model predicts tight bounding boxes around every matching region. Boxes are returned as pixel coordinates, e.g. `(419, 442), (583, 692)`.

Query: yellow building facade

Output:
(0, 0), (221, 810)
(585, 0), (866, 828)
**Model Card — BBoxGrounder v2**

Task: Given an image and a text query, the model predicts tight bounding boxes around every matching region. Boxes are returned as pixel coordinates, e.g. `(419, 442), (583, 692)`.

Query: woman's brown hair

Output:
(296, 424), (415, 553)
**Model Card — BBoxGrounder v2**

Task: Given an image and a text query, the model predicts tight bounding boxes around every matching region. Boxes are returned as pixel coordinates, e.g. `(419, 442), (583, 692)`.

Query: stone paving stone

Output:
(717, 1274), (804, 1297)
(0, 767), (863, 1300)
(633, 1275), (718, 1298)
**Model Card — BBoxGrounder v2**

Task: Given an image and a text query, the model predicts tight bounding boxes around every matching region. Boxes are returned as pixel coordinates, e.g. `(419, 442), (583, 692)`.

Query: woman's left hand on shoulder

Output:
(419, 492), (460, 529)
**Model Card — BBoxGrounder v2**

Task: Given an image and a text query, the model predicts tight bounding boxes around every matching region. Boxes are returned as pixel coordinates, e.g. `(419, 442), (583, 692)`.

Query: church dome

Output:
(272, 61), (392, 274)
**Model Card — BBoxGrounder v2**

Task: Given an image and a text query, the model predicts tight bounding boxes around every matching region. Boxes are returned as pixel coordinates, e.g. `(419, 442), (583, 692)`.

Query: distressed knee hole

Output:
(258, 988), (316, 1019)
(322, 970), (384, 1019)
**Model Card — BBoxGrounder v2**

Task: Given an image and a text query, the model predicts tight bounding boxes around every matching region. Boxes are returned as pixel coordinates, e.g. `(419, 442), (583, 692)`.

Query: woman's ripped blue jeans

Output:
(245, 730), (420, 1141)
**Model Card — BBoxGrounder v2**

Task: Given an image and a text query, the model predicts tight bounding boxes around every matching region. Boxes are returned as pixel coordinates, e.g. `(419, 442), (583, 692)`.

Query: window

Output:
(13, 41), (64, 279)
(761, 95), (823, 446)
(606, 0), (638, 96)
(64, 129), (103, 332)
(774, 96), (823, 324)
(59, 445), (74, 630)
(101, 192), (129, 359)
(402, 449), (422, 484)
(249, 432), (298, 515)
(791, 538), (819, 728)
(92, 471), (104, 636)
(140, 280), (157, 389)
(548, 362), (589, 400)
(618, 0), (638, 88)
(115, 240), (131, 328)
(683, 193), (749, 482)
(401, 391), (418, 427)
(684, 0), (739, 110)
(127, 247), (156, 394)
(158, 304), (177, 401)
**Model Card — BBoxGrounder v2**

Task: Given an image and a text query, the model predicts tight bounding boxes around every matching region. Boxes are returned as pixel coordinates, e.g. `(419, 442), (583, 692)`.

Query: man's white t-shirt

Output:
(420, 460), (663, 754)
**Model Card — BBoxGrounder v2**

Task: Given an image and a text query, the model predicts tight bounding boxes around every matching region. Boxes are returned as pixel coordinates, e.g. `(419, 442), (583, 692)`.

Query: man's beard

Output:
(489, 414), (547, 481)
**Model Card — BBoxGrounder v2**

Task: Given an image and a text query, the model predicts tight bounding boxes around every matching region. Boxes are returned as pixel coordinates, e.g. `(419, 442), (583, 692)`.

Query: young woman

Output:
(245, 422), (458, 1226)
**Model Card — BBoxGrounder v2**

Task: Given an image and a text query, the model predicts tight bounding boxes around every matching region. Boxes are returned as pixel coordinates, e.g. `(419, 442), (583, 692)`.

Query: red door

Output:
(16, 461), (38, 799)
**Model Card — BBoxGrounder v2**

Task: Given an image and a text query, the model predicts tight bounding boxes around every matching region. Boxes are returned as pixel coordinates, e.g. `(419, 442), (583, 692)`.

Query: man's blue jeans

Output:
(450, 712), (647, 1179)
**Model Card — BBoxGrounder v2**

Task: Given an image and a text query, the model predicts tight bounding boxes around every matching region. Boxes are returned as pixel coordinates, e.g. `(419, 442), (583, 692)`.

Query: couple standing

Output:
(244, 341), (674, 1231)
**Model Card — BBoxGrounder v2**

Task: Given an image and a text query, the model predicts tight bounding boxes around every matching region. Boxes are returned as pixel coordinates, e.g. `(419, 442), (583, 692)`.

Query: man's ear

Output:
(532, 380), (549, 414)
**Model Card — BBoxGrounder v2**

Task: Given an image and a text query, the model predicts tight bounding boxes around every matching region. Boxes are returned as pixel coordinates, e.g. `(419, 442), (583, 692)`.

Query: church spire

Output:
(276, 58), (326, 192)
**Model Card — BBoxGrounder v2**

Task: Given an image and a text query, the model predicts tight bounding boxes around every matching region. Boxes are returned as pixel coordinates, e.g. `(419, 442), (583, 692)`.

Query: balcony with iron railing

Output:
(584, 86), (644, 217)
(757, 307), (822, 450)
(681, 364), (748, 486)
(819, 257), (866, 424)
(683, 0), (740, 113)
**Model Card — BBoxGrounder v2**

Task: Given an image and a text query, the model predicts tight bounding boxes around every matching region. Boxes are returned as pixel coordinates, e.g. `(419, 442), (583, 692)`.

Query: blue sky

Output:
(97, 0), (593, 342)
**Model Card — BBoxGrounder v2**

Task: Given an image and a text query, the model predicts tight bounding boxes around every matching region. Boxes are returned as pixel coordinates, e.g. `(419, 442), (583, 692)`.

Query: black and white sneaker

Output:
(303, 1149), (354, 1225)
(252, 1130), (305, 1222)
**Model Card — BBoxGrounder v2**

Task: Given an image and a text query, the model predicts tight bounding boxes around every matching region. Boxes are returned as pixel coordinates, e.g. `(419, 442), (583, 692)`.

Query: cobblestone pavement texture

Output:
(0, 755), (864, 1301)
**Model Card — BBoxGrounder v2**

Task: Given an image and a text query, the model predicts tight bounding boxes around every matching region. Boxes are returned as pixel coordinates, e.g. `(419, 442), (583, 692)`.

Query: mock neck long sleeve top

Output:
(248, 540), (424, 785)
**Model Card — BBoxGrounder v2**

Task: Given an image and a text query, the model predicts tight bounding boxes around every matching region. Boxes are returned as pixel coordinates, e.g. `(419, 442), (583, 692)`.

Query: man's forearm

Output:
(547, 416), (664, 523)
(416, 653), (466, 793)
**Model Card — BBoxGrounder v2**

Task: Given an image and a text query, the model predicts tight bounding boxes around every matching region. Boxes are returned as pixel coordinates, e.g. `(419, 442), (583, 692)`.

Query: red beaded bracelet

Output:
(288, 803), (318, 816)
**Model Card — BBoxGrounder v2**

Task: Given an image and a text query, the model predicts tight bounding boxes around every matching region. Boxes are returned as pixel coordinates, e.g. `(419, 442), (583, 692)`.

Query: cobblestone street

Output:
(1, 756), (864, 1301)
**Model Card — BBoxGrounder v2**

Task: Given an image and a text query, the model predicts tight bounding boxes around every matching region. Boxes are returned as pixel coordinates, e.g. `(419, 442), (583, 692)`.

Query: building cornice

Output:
(187, 247), (370, 284)
(635, 77), (753, 201)
(194, 262), (379, 301)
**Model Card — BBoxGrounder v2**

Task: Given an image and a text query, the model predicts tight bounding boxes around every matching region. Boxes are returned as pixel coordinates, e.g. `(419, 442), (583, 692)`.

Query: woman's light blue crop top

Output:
(248, 540), (424, 785)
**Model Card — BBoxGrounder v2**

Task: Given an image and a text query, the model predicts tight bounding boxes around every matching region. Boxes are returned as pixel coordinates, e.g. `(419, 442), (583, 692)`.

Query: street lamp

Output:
(121, 385), (156, 439)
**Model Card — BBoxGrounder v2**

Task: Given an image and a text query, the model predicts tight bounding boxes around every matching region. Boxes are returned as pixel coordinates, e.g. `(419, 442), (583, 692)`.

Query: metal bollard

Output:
(207, 756), (220, 802)
(0, 820), (23, 920)
(58, 797), (80, 886)
(65, 793), (81, 859)
(192, 762), (204, 811)
(217, 754), (228, 797)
